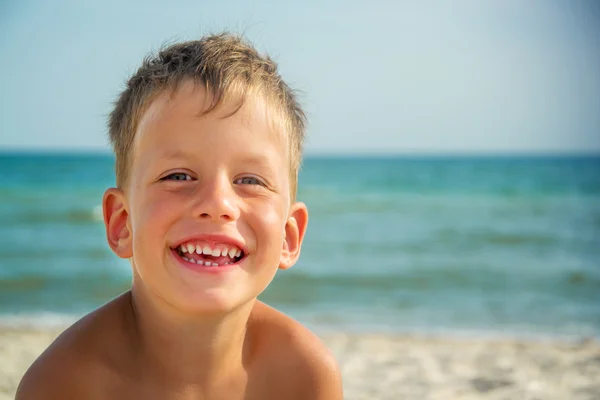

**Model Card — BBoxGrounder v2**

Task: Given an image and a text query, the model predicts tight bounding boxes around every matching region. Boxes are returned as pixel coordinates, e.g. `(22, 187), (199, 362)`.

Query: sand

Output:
(1, 327), (599, 400)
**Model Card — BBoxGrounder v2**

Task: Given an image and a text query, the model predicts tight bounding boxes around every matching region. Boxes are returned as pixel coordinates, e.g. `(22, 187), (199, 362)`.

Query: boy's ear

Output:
(279, 202), (308, 270)
(102, 188), (133, 259)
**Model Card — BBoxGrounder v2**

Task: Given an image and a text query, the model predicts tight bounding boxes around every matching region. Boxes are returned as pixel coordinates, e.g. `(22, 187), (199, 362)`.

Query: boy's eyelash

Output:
(159, 173), (265, 186)
(234, 176), (265, 186)
(160, 173), (193, 181)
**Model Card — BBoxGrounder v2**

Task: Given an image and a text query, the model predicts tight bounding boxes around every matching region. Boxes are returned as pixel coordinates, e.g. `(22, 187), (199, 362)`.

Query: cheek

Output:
(131, 190), (176, 237)
(263, 207), (285, 228)
(250, 200), (287, 245)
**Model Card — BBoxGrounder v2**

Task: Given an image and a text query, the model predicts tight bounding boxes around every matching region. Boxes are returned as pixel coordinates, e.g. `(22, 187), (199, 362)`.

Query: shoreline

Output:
(2, 326), (599, 400)
(1, 312), (598, 343)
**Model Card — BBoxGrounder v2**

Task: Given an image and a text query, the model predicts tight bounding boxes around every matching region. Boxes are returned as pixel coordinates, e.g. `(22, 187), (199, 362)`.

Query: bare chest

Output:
(91, 368), (304, 400)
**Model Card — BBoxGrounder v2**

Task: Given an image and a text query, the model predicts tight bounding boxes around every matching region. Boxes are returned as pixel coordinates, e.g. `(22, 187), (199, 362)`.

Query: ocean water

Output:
(0, 153), (599, 338)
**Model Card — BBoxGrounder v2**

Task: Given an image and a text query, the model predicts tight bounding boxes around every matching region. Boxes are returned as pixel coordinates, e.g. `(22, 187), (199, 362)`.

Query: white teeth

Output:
(180, 242), (243, 262)
(183, 257), (190, 262)
(196, 260), (204, 266)
(224, 262), (231, 265)
(211, 262), (218, 267)
(189, 258), (196, 264)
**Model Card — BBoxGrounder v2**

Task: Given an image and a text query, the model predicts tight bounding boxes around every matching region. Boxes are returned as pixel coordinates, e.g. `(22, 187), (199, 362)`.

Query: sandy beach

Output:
(1, 327), (598, 400)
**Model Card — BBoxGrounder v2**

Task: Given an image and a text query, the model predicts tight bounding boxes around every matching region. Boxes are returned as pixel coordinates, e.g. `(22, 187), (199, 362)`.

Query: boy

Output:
(16, 33), (343, 399)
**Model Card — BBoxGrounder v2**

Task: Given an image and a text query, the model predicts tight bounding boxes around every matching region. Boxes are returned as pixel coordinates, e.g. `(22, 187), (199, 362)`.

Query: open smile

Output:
(171, 241), (246, 268)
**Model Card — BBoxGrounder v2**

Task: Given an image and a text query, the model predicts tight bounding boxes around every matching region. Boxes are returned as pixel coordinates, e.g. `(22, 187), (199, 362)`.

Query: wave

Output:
(0, 204), (104, 226)
(434, 228), (558, 247)
(1, 209), (100, 225)
(0, 247), (113, 261)
(1, 310), (596, 340)
(262, 268), (600, 304)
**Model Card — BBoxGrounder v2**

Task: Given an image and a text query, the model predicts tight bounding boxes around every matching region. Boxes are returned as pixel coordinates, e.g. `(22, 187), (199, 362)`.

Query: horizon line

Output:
(1, 148), (599, 158)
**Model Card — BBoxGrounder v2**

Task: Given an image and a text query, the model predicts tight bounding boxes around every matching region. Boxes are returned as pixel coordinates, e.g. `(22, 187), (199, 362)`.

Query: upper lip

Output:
(170, 233), (247, 253)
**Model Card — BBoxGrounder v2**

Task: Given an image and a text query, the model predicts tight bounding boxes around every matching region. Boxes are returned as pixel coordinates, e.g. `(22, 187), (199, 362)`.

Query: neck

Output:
(126, 282), (255, 387)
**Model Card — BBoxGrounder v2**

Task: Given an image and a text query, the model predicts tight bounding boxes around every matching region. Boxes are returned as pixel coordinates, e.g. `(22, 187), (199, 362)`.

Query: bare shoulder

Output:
(250, 301), (343, 400)
(16, 293), (133, 400)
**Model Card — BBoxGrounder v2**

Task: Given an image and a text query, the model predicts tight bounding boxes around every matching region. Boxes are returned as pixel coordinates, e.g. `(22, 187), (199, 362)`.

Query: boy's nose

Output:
(192, 177), (240, 222)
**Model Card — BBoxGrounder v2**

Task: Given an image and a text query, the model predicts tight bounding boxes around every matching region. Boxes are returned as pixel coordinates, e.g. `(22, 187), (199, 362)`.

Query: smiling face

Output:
(102, 81), (308, 315)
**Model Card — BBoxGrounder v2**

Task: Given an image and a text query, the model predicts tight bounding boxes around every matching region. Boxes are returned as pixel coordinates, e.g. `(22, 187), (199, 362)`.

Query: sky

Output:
(0, 0), (599, 154)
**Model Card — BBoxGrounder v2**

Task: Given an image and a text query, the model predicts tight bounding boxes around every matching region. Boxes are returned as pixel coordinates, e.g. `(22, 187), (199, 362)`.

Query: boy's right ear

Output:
(102, 188), (133, 259)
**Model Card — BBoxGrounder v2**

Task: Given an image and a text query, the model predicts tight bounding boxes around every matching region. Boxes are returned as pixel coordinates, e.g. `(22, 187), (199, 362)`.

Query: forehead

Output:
(136, 82), (287, 148)
(131, 82), (290, 173)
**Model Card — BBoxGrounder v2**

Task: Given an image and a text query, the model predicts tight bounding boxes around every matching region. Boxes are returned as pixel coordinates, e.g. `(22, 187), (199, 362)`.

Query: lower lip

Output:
(170, 249), (241, 274)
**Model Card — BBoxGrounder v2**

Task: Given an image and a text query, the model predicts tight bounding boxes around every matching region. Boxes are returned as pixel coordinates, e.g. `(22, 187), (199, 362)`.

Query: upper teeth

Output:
(179, 242), (242, 258)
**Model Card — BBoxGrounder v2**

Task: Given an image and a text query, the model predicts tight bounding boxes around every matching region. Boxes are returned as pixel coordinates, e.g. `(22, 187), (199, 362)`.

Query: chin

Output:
(171, 288), (254, 315)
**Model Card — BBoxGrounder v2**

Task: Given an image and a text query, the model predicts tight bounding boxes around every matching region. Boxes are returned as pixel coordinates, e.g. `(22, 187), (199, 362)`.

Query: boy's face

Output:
(103, 82), (308, 314)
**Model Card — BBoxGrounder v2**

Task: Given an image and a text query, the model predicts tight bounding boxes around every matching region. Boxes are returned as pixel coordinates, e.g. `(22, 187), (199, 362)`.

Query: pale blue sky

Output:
(0, 0), (598, 154)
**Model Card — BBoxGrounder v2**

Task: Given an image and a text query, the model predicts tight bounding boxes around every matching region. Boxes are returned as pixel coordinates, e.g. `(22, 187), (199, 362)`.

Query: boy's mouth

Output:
(171, 241), (245, 267)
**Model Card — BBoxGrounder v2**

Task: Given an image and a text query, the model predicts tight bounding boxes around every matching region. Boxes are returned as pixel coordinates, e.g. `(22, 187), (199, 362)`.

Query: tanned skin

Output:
(16, 82), (343, 400)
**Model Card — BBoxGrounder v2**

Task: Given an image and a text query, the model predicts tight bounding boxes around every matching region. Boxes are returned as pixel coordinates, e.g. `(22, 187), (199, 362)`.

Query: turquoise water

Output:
(1, 153), (599, 338)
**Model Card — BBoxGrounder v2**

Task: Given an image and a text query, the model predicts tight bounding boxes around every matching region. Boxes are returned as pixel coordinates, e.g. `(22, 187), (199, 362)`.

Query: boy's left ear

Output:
(279, 202), (309, 270)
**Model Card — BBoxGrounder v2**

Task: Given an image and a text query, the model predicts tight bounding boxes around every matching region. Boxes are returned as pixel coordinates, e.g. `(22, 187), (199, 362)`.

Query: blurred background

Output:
(1, 0), (599, 338)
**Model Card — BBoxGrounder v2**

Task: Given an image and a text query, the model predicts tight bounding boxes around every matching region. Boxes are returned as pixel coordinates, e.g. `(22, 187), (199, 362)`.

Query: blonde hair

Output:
(108, 33), (306, 198)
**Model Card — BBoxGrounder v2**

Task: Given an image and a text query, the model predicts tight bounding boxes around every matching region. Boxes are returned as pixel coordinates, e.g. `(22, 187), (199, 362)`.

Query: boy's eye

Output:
(235, 176), (263, 186)
(161, 173), (192, 181)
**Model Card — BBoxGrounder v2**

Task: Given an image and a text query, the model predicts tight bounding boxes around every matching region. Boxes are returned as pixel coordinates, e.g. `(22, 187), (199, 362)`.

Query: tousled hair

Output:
(108, 32), (306, 199)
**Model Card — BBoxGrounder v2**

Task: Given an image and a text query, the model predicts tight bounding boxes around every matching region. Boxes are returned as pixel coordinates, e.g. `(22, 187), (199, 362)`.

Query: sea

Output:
(1, 153), (599, 339)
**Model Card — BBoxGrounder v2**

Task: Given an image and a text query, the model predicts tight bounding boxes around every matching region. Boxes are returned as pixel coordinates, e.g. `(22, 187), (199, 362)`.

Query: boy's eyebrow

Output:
(237, 153), (280, 173)
(157, 150), (278, 173)
(158, 150), (194, 161)
(238, 153), (271, 165)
